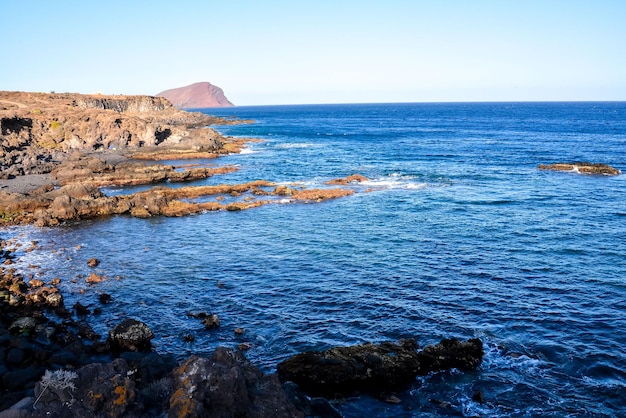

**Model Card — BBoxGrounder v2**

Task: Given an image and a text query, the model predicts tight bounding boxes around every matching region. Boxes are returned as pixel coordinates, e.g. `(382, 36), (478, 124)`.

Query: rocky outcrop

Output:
(0, 175), (358, 226)
(107, 319), (155, 352)
(157, 82), (234, 109)
(0, 91), (229, 179)
(277, 338), (483, 398)
(49, 156), (237, 187)
(169, 351), (302, 418)
(73, 96), (171, 113)
(325, 174), (369, 185)
(538, 162), (621, 176)
(1, 90), (364, 227)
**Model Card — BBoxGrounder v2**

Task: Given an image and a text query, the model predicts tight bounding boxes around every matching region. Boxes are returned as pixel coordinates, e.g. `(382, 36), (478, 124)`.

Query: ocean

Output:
(5, 102), (626, 416)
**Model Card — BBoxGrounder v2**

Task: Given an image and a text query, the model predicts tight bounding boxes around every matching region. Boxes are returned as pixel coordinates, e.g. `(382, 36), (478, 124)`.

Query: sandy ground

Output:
(0, 150), (132, 194)
(0, 173), (55, 194)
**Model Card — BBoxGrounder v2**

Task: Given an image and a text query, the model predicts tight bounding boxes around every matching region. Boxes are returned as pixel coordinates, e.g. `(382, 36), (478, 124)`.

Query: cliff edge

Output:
(0, 91), (231, 179)
(157, 81), (234, 109)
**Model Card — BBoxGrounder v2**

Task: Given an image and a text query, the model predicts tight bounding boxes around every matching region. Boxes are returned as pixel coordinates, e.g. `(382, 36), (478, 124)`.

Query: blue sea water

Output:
(5, 102), (626, 416)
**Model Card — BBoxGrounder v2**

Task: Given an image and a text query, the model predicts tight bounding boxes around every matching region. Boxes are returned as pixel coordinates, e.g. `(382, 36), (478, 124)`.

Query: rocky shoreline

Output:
(1, 238), (484, 416)
(0, 91), (362, 227)
(1, 91), (486, 416)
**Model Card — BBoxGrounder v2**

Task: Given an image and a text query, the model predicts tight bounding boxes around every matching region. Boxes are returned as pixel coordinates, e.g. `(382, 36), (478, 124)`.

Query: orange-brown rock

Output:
(325, 174), (369, 185)
(87, 258), (100, 268)
(0, 91), (363, 227)
(538, 162), (621, 176)
(28, 279), (44, 288)
(0, 90), (233, 179)
(274, 185), (293, 196)
(290, 188), (355, 202)
(86, 272), (106, 284)
(1, 179), (356, 226)
(50, 156), (239, 187)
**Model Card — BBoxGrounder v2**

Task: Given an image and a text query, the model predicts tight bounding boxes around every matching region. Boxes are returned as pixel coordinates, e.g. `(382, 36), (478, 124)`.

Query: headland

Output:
(0, 91), (359, 227)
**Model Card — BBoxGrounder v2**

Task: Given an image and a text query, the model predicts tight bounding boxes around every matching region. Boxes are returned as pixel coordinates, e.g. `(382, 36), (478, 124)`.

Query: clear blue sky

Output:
(3, 0), (625, 105)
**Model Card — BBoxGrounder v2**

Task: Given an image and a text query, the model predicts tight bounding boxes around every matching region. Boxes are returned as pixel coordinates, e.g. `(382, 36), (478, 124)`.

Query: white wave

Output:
(481, 341), (547, 377)
(362, 174), (428, 190)
(274, 143), (320, 149)
(239, 147), (257, 154)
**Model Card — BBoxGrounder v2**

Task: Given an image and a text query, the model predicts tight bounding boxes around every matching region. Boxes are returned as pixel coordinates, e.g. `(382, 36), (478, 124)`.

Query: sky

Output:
(2, 0), (625, 105)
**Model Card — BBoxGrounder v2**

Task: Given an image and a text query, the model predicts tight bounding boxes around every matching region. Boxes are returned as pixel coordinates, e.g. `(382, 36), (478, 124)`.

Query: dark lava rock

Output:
(277, 338), (483, 398)
(168, 348), (303, 418)
(202, 314), (220, 329)
(282, 381), (341, 418)
(73, 301), (90, 316)
(107, 319), (154, 352)
(98, 293), (112, 304)
(32, 358), (138, 418)
(416, 338), (484, 375)
(277, 338), (421, 398)
(3, 366), (43, 390)
(6, 347), (26, 365)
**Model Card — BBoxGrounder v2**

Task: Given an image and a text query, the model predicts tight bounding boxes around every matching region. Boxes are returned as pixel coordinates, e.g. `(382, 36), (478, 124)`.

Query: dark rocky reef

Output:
(1, 237), (484, 417)
(0, 238), (302, 417)
(277, 338), (484, 398)
(538, 162), (621, 176)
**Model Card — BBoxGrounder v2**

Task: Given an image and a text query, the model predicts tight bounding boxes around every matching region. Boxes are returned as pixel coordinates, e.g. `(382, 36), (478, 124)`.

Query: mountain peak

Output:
(157, 82), (234, 109)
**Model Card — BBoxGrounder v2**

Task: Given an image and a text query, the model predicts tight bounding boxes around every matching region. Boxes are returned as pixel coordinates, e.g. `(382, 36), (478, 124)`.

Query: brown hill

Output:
(157, 82), (234, 109)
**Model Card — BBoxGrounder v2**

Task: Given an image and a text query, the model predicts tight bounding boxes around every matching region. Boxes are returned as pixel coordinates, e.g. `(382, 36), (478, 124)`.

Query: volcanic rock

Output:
(32, 359), (138, 418)
(0, 90), (229, 180)
(538, 162), (621, 175)
(277, 339), (421, 398)
(277, 338), (483, 398)
(415, 338), (484, 374)
(157, 82), (234, 109)
(325, 174), (369, 185)
(107, 319), (154, 352)
(168, 349), (302, 418)
(87, 258), (100, 268)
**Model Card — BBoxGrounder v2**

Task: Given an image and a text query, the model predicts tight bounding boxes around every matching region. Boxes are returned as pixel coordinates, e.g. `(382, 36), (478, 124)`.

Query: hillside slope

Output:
(157, 82), (234, 109)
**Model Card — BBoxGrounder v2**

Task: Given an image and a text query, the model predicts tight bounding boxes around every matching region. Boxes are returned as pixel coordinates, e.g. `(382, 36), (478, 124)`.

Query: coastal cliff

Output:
(0, 90), (361, 226)
(157, 82), (234, 109)
(0, 91), (227, 179)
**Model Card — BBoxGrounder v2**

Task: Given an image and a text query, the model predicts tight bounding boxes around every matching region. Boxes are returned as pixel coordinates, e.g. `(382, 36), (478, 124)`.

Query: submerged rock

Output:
(107, 319), (154, 352)
(87, 258), (100, 268)
(325, 174), (369, 185)
(277, 338), (483, 398)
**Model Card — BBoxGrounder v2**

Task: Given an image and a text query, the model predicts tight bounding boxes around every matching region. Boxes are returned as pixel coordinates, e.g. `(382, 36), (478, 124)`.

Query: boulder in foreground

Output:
(169, 349), (302, 418)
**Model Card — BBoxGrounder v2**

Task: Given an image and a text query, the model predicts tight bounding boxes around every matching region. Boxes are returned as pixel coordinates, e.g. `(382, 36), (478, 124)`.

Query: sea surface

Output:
(4, 102), (626, 417)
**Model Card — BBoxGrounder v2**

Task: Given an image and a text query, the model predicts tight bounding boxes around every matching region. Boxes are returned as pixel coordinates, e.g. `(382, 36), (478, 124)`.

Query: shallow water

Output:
(4, 102), (626, 416)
